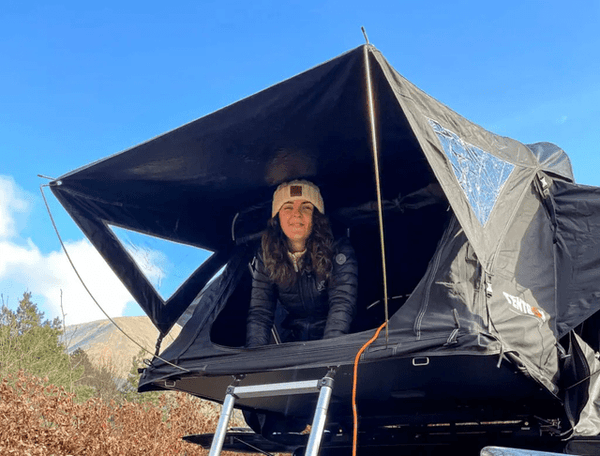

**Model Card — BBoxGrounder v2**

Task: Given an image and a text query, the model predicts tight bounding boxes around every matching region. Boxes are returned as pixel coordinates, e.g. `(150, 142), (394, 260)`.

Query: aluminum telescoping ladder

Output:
(209, 370), (336, 456)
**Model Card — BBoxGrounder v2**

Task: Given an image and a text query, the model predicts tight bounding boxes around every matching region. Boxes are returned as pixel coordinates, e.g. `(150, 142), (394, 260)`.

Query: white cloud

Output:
(124, 243), (167, 291)
(0, 175), (33, 239)
(0, 237), (135, 325)
(0, 176), (140, 325)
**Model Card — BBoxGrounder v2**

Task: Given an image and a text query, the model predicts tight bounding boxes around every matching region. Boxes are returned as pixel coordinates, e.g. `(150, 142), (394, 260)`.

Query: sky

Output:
(1, 1), (599, 327)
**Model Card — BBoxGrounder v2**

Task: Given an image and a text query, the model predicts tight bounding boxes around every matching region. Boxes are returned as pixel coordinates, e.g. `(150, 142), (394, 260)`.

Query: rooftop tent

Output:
(51, 44), (600, 450)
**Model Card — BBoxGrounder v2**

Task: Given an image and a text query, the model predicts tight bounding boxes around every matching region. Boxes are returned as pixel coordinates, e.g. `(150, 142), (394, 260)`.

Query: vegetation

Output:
(69, 347), (122, 403)
(0, 292), (241, 455)
(0, 292), (84, 393)
(122, 348), (163, 405)
(0, 371), (227, 455)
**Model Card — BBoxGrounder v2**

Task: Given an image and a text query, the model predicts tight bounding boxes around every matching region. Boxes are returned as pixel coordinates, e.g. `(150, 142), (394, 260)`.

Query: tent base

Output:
(184, 417), (570, 456)
(148, 353), (563, 427)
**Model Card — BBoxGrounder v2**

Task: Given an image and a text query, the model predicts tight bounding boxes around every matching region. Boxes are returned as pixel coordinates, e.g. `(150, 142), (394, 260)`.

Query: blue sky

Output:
(1, 1), (599, 325)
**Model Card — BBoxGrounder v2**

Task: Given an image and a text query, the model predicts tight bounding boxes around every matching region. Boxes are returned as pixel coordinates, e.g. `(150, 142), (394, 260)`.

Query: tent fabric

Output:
(51, 44), (600, 437)
(553, 180), (600, 336)
(527, 142), (575, 182)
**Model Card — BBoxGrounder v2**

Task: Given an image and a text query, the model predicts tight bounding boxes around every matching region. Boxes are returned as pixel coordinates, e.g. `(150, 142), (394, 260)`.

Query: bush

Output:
(0, 292), (80, 392)
(0, 371), (240, 455)
(69, 348), (123, 404)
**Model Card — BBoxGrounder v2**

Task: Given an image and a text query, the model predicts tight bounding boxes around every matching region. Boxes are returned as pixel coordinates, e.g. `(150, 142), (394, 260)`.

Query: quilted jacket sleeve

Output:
(246, 253), (278, 347)
(323, 237), (358, 339)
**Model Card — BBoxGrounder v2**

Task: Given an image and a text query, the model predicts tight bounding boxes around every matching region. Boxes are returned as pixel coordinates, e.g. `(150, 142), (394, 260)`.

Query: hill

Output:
(63, 316), (181, 379)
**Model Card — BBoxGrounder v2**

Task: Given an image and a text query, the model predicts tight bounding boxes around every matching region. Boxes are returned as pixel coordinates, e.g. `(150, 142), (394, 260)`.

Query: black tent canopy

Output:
(51, 44), (600, 451)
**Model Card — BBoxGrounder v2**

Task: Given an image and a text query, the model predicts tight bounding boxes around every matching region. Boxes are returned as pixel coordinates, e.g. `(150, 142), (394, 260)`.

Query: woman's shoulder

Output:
(332, 236), (356, 263)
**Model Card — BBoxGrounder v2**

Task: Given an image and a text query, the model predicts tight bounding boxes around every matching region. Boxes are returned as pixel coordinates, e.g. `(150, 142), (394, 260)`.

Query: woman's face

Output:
(278, 199), (314, 249)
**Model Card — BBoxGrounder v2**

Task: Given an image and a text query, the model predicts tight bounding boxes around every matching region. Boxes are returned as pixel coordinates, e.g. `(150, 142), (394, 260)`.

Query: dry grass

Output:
(0, 371), (241, 455)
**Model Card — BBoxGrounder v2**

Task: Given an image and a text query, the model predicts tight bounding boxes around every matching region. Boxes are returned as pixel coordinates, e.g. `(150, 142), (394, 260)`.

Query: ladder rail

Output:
(209, 390), (237, 456)
(305, 376), (335, 456)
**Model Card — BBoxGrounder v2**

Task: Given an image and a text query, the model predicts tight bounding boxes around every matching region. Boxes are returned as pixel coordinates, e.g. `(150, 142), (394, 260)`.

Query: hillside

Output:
(63, 316), (181, 379)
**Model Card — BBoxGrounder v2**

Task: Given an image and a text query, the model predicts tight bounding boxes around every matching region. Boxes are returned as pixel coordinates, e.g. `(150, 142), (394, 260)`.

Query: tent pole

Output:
(361, 26), (370, 45)
(363, 45), (390, 344)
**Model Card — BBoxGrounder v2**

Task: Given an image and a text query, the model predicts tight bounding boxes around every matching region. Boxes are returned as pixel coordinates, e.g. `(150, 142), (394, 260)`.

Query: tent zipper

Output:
(414, 216), (457, 340)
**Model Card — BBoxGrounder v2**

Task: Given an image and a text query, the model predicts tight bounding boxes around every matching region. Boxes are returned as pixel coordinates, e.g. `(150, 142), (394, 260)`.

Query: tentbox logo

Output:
(503, 292), (547, 323)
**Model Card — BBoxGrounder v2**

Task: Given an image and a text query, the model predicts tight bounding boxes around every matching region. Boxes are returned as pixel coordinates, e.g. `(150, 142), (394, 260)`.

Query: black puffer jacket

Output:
(246, 237), (358, 347)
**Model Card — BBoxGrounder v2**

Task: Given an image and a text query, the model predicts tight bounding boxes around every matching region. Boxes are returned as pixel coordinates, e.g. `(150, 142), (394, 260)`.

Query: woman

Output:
(246, 180), (358, 347)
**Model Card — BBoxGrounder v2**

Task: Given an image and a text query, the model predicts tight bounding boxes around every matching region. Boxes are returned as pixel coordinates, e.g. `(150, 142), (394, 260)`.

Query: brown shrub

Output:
(0, 371), (241, 455)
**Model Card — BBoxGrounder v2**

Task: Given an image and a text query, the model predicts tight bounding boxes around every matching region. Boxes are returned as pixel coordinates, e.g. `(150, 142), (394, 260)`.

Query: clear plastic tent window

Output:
(108, 224), (212, 301)
(428, 119), (515, 226)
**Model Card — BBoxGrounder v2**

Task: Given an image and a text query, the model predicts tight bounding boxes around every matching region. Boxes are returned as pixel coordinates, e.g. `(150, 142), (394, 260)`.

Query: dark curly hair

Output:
(261, 209), (334, 288)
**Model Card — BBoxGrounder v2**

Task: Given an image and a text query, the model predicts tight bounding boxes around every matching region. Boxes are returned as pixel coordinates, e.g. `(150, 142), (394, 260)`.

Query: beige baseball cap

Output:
(272, 180), (324, 217)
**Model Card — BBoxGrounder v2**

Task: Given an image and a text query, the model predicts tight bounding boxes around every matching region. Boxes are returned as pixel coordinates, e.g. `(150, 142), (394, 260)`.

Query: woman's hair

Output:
(261, 209), (334, 287)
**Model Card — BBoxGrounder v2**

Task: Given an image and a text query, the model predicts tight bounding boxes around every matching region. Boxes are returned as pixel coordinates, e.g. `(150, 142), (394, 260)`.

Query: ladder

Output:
(209, 369), (336, 456)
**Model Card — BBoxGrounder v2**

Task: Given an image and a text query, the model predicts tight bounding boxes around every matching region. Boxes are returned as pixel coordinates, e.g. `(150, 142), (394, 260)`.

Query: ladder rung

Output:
(233, 379), (321, 398)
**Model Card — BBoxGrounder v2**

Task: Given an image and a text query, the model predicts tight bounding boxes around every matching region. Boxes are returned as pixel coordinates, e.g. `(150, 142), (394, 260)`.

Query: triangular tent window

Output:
(429, 119), (514, 226)
(108, 225), (211, 301)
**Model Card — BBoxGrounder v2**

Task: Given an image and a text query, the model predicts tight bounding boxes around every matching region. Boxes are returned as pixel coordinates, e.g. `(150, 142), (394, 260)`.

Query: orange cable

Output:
(352, 322), (387, 456)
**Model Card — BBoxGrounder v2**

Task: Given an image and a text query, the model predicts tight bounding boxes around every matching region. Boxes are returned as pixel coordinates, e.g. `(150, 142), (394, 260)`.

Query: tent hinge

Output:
(539, 175), (551, 199)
